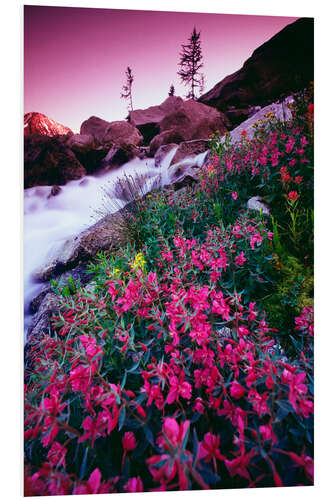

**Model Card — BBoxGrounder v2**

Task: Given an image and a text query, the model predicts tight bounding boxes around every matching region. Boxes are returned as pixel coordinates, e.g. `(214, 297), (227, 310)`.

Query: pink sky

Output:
(24, 6), (299, 132)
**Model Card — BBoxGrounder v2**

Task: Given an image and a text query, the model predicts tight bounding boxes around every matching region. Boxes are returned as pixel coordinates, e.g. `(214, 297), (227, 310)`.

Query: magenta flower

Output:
(47, 442), (67, 468)
(230, 381), (246, 399)
(198, 432), (225, 463)
(125, 477), (144, 493)
(235, 251), (247, 267)
(231, 191), (238, 200)
(122, 431), (137, 451)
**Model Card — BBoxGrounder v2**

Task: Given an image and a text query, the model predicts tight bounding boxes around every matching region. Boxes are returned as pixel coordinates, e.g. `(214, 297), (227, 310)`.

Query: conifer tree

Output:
(178, 27), (204, 100)
(168, 84), (175, 96)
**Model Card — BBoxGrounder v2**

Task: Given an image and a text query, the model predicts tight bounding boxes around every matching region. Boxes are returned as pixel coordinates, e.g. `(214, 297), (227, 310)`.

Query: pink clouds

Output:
(24, 6), (298, 132)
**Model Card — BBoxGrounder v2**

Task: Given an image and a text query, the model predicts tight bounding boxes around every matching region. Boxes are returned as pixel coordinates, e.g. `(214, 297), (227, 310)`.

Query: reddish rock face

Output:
(24, 112), (73, 137)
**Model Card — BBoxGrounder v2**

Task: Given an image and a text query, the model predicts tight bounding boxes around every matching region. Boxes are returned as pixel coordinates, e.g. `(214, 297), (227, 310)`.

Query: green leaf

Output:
(118, 406), (126, 430)
(192, 427), (199, 467)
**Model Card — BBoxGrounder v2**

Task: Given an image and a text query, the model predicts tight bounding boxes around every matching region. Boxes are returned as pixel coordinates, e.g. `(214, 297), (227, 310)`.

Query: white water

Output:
(24, 145), (209, 337)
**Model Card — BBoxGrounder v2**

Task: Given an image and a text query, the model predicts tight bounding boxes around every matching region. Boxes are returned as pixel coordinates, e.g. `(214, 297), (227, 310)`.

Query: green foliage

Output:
(50, 273), (79, 298)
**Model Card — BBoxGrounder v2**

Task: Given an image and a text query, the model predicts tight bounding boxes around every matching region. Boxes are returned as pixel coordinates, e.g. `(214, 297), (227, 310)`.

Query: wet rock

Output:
(247, 196), (270, 215)
(26, 292), (60, 341)
(32, 211), (130, 281)
(154, 143), (178, 167)
(101, 143), (140, 168)
(149, 130), (185, 156)
(170, 139), (210, 166)
(47, 185), (62, 198)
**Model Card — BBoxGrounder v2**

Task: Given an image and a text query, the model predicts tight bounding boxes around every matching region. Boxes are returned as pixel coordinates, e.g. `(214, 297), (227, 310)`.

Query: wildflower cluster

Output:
(24, 88), (314, 494)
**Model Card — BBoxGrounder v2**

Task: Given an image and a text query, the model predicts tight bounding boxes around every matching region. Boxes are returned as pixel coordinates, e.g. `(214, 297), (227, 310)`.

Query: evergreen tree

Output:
(178, 27), (204, 100)
(168, 84), (175, 96)
(120, 66), (134, 111)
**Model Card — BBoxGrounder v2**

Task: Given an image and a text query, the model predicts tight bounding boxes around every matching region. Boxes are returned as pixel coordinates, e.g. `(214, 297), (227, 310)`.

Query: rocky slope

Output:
(200, 17), (313, 127)
(24, 112), (73, 136)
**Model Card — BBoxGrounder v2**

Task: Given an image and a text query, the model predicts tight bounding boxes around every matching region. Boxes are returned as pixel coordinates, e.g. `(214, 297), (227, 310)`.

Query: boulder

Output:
(158, 100), (228, 141)
(80, 116), (111, 142)
(101, 143), (140, 169)
(47, 185), (62, 198)
(26, 292), (60, 341)
(149, 130), (185, 156)
(129, 96), (183, 144)
(200, 18), (314, 127)
(167, 162), (201, 188)
(247, 196), (270, 215)
(24, 112), (73, 137)
(67, 133), (97, 152)
(80, 116), (143, 147)
(170, 139), (210, 166)
(32, 211), (130, 281)
(130, 96), (229, 147)
(102, 121), (143, 147)
(222, 97), (293, 145)
(24, 135), (86, 188)
(66, 134), (108, 174)
(154, 143), (178, 168)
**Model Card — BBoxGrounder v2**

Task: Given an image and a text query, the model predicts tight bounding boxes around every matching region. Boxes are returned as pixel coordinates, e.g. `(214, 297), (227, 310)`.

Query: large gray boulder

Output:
(130, 96), (229, 147)
(80, 116), (143, 147)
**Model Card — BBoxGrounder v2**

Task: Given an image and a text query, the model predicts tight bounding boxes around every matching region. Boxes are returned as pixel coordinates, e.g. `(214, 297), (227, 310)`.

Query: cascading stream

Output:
(24, 146), (207, 339)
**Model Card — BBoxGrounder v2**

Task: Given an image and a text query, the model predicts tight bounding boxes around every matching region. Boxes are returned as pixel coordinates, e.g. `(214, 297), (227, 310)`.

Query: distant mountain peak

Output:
(24, 112), (73, 136)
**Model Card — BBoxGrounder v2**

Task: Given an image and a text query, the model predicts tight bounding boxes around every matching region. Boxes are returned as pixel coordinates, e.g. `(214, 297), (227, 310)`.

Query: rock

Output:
(29, 263), (93, 315)
(29, 285), (52, 314)
(170, 139), (210, 166)
(101, 143), (140, 169)
(24, 112), (73, 137)
(47, 185), (62, 198)
(67, 133), (97, 152)
(154, 143), (178, 167)
(149, 130), (186, 156)
(200, 18), (314, 126)
(247, 196), (270, 215)
(130, 96), (229, 147)
(167, 162), (201, 188)
(32, 211), (130, 281)
(102, 121), (143, 147)
(129, 96), (183, 144)
(80, 116), (143, 147)
(222, 97), (294, 145)
(67, 134), (109, 174)
(159, 100), (228, 141)
(26, 292), (60, 340)
(80, 116), (111, 142)
(224, 108), (251, 128)
(24, 135), (86, 188)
